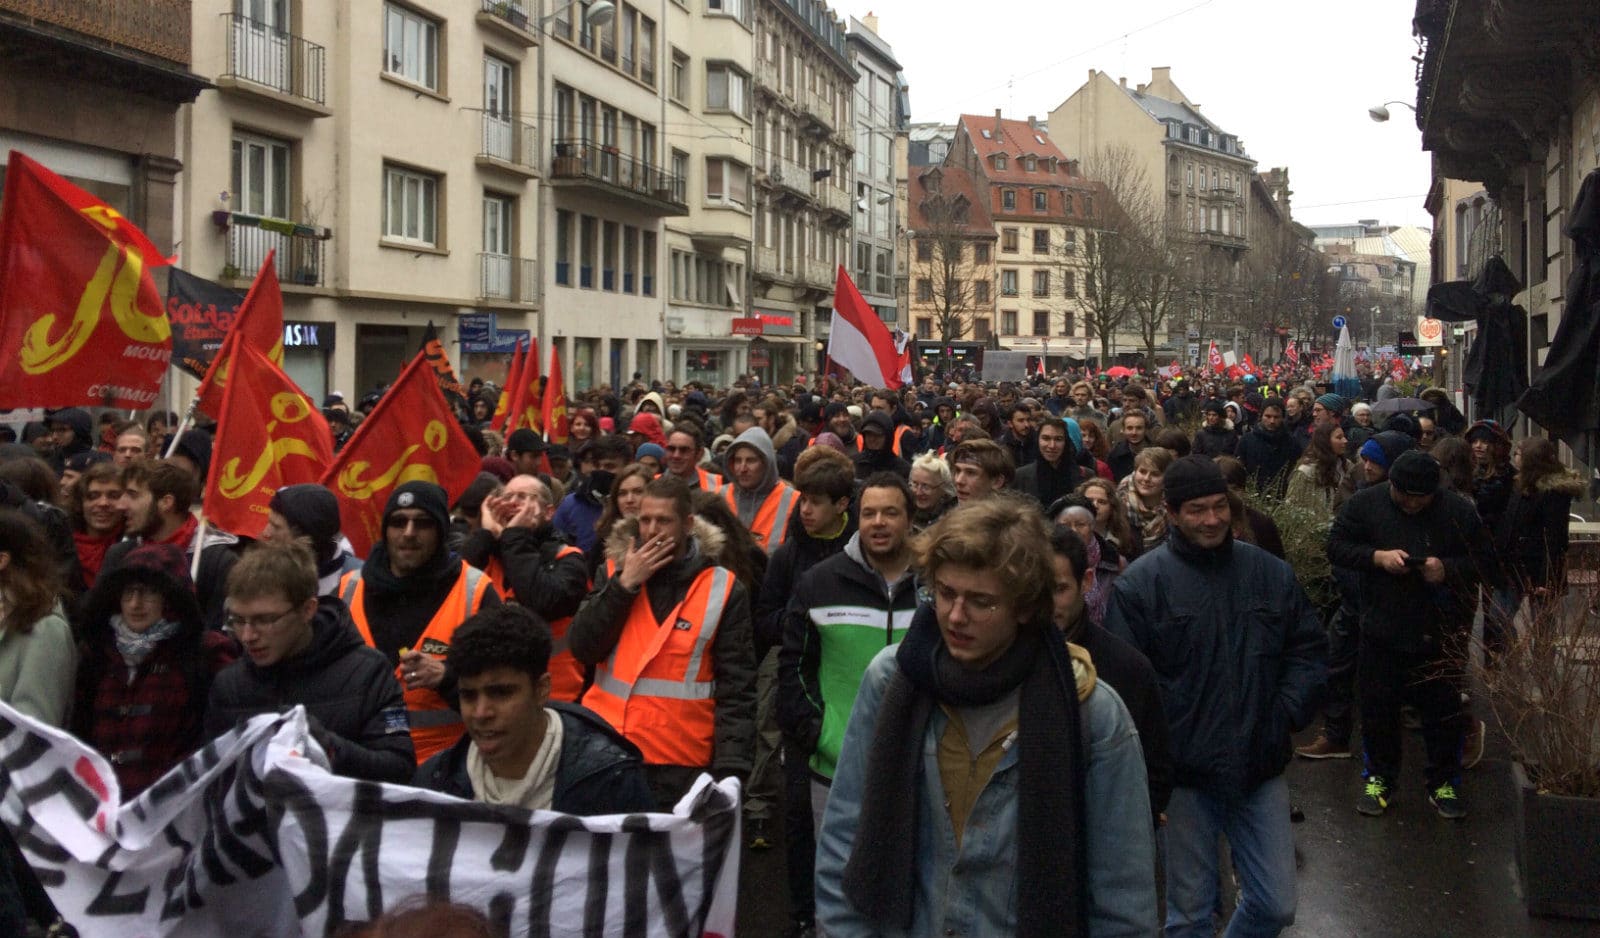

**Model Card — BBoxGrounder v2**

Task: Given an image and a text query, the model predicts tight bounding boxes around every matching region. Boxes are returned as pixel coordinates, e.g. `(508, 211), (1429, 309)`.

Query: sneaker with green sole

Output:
(1429, 782), (1468, 820)
(1358, 775), (1391, 816)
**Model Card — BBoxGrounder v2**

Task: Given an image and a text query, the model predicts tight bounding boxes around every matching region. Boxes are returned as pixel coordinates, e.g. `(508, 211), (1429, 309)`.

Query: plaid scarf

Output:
(111, 615), (182, 671)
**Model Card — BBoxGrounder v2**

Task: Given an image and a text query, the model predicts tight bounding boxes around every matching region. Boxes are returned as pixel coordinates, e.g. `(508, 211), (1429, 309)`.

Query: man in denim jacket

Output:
(815, 497), (1157, 937)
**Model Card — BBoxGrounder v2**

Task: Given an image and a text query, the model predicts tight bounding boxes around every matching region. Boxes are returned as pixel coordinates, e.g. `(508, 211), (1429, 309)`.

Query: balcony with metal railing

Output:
(223, 220), (327, 288)
(479, 253), (539, 304)
(476, 0), (537, 46)
(549, 139), (687, 216)
(217, 13), (329, 117)
(475, 110), (538, 178)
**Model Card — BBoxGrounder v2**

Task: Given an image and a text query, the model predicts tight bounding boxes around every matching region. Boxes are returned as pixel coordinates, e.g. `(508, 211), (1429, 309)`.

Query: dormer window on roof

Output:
(1024, 157), (1036, 172)
(995, 154), (1007, 170)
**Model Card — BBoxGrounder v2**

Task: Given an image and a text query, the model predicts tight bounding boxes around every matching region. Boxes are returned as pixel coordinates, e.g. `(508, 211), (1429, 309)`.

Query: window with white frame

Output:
(706, 0), (746, 21)
(706, 64), (748, 115)
(383, 4), (438, 91)
(705, 157), (750, 207)
(231, 132), (290, 218)
(670, 48), (688, 102)
(383, 164), (438, 246)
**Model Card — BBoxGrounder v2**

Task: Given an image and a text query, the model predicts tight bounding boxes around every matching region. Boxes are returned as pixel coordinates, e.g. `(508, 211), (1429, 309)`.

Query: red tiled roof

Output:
(958, 113), (1075, 184)
(908, 166), (995, 237)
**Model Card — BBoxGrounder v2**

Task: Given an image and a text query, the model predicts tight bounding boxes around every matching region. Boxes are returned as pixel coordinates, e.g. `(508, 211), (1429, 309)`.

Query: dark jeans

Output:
(1358, 638), (1465, 789)
(1321, 568), (1362, 744)
(784, 746), (816, 923)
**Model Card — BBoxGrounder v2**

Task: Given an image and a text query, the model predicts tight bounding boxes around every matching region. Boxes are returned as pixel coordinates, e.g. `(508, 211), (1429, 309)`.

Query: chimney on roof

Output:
(862, 11), (878, 33)
(1027, 115), (1037, 130)
(1136, 82), (1147, 94)
(1119, 76), (1127, 89)
(1152, 66), (1171, 85)
(994, 108), (1003, 134)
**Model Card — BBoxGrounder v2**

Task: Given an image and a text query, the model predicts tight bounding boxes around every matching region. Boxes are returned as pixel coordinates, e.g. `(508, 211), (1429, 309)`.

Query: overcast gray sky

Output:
(852, 0), (1432, 230)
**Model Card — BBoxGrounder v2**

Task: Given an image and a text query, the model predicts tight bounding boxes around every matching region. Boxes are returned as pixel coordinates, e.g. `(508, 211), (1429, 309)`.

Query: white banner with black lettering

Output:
(0, 703), (740, 937)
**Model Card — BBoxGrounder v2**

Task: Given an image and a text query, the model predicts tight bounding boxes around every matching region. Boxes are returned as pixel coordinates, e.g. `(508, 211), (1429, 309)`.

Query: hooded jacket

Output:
(725, 427), (781, 526)
(853, 412), (911, 479)
(1236, 423), (1304, 497)
(101, 521), (240, 630)
(1495, 468), (1586, 588)
(73, 543), (237, 796)
(204, 597), (416, 782)
(776, 533), (919, 780)
(1465, 420), (1516, 527)
(569, 516), (757, 781)
(413, 701), (655, 815)
(1011, 439), (1088, 510)
(1105, 528), (1327, 801)
(625, 411), (668, 447)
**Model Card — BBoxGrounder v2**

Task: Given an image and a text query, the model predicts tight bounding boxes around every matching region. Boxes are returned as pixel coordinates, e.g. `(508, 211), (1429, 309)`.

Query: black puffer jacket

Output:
(204, 597), (415, 782)
(1105, 528), (1326, 801)
(414, 702), (655, 815)
(1327, 482), (1493, 654)
(1495, 469), (1586, 589)
(1236, 424), (1304, 497)
(755, 504), (859, 656)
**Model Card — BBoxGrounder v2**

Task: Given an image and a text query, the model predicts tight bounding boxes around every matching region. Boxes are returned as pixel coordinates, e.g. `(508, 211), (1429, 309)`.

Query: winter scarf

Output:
(840, 604), (1087, 937)
(1118, 475), (1168, 552)
(467, 708), (564, 810)
(110, 615), (182, 671)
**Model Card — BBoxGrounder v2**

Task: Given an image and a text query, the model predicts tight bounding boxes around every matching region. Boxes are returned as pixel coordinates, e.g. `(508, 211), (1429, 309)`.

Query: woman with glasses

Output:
(908, 453), (956, 532)
(72, 542), (236, 796)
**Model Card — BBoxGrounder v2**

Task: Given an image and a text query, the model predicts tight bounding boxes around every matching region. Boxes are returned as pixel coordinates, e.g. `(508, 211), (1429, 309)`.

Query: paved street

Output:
(736, 724), (1600, 937)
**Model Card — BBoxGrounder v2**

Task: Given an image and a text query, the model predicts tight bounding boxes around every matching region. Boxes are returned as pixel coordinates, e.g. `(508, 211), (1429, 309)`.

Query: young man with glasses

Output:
(206, 541), (414, 782)
(339, 481), (501, 764)
(816, 497), (1156, 935)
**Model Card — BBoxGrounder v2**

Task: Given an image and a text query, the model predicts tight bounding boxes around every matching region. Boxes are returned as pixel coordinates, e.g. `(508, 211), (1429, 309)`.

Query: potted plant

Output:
(1477, 569), (1600, 920)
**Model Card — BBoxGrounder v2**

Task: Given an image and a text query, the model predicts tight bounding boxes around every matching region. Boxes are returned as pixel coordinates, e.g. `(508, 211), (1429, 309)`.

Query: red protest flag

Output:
(506, 338), (542, 434)
(421, 320), (467, 411)
(194, 251), (285, 418)
(0, 150), (174, 409)
(319, 350), (479, 558)
(490, 336), (524, 433)
(204, 341), (332, 538)
(541, 344), (570, 444)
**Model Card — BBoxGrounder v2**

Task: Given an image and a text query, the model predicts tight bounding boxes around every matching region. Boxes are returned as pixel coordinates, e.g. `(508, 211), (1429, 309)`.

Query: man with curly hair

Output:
(415, 604), (653, 814)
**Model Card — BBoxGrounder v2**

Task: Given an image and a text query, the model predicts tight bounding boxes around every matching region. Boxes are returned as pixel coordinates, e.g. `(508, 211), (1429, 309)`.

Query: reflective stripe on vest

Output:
(723, 482), (797, 554)
(583, 566), (734, 766)
(892, 424), (909, 458)
(340, 561), (492, 763)
(474, 545), (588, 701)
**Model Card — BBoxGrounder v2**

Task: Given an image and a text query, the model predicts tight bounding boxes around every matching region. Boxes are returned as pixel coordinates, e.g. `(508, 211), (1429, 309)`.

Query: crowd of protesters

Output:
(0, 356), (1586, 937)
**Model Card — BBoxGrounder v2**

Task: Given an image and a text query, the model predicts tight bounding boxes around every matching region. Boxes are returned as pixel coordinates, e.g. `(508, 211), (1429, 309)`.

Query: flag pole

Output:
(163, 394), (200, 458)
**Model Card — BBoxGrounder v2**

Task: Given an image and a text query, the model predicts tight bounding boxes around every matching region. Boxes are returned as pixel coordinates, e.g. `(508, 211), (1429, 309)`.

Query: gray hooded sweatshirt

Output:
(727, 426), (780, 527)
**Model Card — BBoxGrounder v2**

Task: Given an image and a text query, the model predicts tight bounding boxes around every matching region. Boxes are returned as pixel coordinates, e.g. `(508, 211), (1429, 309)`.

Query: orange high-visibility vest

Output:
(891, 424), (910, 457)
(341, 560), (494, 764)
(722, 482), (797, 554)
(657, 467), (726, 493)
(582, 566), (736, 767)
(479, 545), (590, 702)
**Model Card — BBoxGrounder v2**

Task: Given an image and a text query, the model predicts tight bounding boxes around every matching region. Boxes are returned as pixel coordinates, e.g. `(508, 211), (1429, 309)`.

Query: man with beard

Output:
(1107, 456), (1326, 937)
(819, 402), (860, 452)
(340, 481), (502, 763)
(779, 473), (920, 848)
(570, 474), (756, 808)
(996, 404), (1039, 470)
(1328, 451), (1490, 820)
(1045, 379), (1074, 416)
(37, 408), (93, 474)
(68, 461), (124, 593)
(1191, 400), (1238, 458)
(1107, 410), (1150, 483)
(1011, 416), (1086, 509)
(103, 459), (239, 627)
(1237, 398), (1304, 498)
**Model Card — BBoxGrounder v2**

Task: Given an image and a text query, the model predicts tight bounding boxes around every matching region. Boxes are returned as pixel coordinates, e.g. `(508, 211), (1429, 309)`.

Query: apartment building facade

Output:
(949, 112), (1098, 366)
(845, 14), (906, 328)
(750, 0), (855, 382)
(1049, 67), (1258, 359)
(0, 0), (207, 311)
(906, 164), (996, 357)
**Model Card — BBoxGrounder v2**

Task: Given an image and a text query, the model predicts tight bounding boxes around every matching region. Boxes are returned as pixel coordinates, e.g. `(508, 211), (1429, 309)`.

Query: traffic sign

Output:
(1332, 315), (1347, 330)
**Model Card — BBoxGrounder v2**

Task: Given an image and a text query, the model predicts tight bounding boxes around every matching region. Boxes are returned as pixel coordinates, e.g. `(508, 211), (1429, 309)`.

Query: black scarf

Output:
(841, 604), (1087, 937)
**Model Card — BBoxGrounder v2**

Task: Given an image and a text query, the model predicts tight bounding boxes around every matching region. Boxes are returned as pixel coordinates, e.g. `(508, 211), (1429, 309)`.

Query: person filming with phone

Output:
(1327, 450), (1494, 820)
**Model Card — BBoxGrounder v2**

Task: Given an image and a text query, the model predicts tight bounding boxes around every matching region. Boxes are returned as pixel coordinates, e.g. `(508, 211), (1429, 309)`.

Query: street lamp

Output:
(1368, 100), (1417, 123)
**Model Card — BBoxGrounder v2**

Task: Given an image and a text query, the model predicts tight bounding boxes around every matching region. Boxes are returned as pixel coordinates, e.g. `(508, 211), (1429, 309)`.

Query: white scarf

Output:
(466, 708), (564, 810)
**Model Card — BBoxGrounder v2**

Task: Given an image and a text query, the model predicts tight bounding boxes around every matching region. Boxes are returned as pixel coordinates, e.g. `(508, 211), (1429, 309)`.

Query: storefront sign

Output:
(460, 312), (526, 354)
(731, 317), (764, 336)
(755, 311), (799, 336)
(283, 321), (330, 349)
(749, 347), (770, 368)
(1416, 316), (1444, 347)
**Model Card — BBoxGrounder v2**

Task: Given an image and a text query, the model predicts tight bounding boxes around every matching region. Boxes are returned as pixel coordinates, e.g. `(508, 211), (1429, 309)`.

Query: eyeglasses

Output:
(664, 444), (695, 454)
(223, 607), (297, 634)
(387, 514), (439, 532)
(123, 583), (161, 600)
(910, 481), (938, 493)
(932, 582), (1003, 617)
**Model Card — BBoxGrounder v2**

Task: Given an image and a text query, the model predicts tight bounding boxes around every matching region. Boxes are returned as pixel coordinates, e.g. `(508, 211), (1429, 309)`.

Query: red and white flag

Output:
(1284, 340), (1299, 367)
(1207, 341), (1224, 373)
(827, 266), (908, 389)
